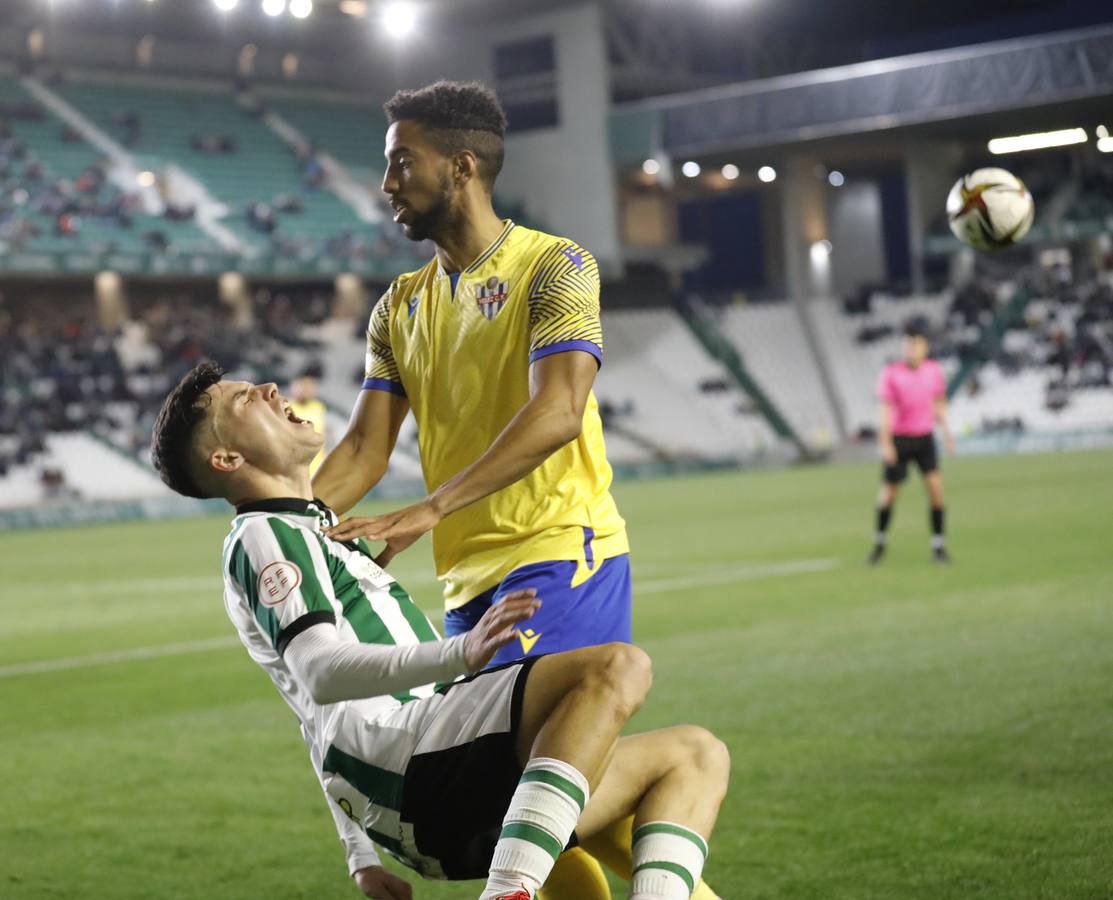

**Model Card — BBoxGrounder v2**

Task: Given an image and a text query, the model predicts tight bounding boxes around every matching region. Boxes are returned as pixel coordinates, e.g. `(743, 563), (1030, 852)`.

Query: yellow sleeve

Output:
(362, 288), (405, 397)
(526, 240), (603, 366)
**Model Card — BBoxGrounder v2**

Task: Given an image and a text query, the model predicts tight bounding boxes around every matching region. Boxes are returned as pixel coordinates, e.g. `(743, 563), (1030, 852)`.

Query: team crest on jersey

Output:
(257, 561), (301, 606)
(475, 275), (510, 320)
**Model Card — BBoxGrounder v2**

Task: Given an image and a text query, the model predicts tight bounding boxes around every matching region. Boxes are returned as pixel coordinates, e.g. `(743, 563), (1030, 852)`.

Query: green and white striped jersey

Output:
(220, 497), (454, 874)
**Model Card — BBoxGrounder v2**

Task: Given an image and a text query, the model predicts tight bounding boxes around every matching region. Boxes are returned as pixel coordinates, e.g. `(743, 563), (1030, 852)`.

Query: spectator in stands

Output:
(54, 211), (80, 237)
(163, 201), (196, 222)
(144, 229), (169, 252)
(75, 165), (105, 194)
(112, 111), (142, 147)
(296, 144), (326, 189)
(40, 466), (81, 502)
(273, 193), (303, 213)
(246, 200), (276, 234)
(950, 279), (996, 327)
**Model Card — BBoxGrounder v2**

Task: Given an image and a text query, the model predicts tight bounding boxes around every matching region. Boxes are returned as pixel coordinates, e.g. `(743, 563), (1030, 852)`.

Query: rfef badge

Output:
(475, 275), (510, 320)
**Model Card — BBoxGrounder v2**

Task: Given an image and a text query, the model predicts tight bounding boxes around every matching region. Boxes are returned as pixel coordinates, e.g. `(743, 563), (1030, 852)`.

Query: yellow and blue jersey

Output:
(363, 220), (628, 610)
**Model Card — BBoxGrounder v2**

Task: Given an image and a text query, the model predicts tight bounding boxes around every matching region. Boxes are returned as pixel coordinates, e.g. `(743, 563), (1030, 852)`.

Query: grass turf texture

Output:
(1, 449), (1111, 899)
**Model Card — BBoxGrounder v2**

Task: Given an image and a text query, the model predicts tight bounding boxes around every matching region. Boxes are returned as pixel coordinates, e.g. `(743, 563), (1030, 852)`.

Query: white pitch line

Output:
(0, 558), (839, 679)
(15, 575), (223, 598)
(0, 636), (239, 679)
(636, 558), (840, 594)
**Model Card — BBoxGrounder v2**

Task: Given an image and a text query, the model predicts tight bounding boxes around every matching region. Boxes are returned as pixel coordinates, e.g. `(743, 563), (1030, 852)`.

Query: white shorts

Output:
(322, 656), (552, 879)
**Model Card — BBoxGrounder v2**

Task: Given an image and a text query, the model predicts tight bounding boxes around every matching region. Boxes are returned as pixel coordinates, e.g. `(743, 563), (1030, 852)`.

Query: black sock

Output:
(931, 506), (945, 544)
(875, 506), (892, 543)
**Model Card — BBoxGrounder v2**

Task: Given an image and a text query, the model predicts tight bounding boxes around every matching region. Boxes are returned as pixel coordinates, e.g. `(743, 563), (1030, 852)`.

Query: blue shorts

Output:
(444, 555), (632, 668)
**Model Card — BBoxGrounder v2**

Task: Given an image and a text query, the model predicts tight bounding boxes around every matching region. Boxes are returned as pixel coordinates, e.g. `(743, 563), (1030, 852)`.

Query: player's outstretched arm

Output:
(326, 351), (595, 550)
(313, 387), (409, 516)
(284, 590), (541, 704)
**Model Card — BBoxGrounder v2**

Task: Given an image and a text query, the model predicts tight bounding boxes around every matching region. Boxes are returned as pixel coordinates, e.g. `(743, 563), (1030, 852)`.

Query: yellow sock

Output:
(536, 846), (611, 900)
(689, 882), (723, 900)
(579, 816), (634, 879)
(580, 816), (723, 900)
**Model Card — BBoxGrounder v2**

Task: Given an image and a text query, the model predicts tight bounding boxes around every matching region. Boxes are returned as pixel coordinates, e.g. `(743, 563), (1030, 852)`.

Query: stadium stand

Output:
(716, 303), (840, 448)
(0, 75), (217, 259)
(809, 266), (1113, 440)
(53, 75), (381, 259)
(0, 71), (514, 274)
(811, 293), (953, 437)
(264, 93), (387, 180)
(0, 286), (332, 507)
(5, 261), (1108, 509)
(594, 308), (783, 463)
(948, 269), (1113, 435)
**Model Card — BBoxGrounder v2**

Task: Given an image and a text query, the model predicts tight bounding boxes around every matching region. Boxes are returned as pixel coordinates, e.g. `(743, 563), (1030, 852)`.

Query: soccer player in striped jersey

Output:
(313, 80), (721, 900)
(150, 362), (729, 900)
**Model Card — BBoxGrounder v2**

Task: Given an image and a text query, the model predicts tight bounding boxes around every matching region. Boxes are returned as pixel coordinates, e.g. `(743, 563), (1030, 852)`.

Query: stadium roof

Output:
(6, 0), (1112, 99)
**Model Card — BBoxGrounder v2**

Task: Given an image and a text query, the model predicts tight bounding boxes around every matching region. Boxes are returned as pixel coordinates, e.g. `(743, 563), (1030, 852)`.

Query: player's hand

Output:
(881, 442), (897, 466)
(943, 434), (956, 455)
(463, 589), (541, 671)
(326, 499), (443, 560)
(354, 865), (413, 900)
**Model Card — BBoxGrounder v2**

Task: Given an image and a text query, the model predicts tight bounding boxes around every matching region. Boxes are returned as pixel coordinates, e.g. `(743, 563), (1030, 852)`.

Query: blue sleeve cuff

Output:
(528, 340), (602, 367)
(361, 377), (407, 397)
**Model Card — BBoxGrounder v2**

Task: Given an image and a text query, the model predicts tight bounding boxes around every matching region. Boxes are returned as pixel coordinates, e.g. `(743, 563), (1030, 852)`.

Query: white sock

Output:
(629, 821), (709, 900)
(479, 757), (589, 899)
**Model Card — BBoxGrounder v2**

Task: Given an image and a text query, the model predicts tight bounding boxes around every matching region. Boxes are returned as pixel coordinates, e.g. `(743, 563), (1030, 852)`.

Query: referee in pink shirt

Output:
(869, 319), (956, 565)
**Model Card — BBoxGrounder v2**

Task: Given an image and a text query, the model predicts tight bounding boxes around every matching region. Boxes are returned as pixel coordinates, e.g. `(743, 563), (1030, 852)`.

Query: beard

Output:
(400, 174), (455, 243)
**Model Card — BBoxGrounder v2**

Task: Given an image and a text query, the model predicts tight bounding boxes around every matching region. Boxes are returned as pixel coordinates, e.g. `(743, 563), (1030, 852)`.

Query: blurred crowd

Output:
(849, 261), (1113, 425)
(0, 110), (161, 255)
(0, 87), (421, 265)
(0, 286), (334, 483)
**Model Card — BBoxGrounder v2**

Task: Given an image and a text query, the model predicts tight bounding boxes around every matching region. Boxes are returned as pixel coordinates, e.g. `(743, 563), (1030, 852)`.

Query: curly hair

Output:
(384, 80), (508, 187)
(150, 361), (224, 499)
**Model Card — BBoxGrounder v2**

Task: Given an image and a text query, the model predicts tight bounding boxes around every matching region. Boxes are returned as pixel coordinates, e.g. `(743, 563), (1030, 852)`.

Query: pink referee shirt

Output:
(877, 359), (945, 436)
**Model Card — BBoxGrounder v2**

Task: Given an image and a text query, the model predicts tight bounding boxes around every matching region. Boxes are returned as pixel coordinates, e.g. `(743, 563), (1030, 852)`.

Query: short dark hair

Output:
(384, 80), (508, 187)
(151, 361), (224, 499)
(904, 318), (929, 339)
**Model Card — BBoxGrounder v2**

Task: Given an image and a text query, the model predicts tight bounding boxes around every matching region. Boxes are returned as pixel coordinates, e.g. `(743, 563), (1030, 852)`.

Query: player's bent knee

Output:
(585, 643), (652, 718)
(670, 725), (731, 791)
(702, 733), (732, 786)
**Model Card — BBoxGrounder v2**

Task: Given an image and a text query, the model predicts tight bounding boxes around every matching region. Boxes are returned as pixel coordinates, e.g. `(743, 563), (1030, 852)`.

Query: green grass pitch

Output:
(1, 449), (1111, 899)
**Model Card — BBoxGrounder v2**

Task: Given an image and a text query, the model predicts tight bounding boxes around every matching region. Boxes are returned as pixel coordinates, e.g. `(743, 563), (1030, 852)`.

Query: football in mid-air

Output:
(946, 167), (1035, 250)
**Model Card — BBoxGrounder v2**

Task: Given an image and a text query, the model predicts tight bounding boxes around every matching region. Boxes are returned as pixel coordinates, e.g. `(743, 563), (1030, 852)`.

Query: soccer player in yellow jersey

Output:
(288, 372), (330, 475)
(315, 81), (721, 900)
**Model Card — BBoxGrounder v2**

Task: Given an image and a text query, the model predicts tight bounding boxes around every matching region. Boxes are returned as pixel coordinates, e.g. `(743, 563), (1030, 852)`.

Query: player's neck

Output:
(433, 199), (505, 273)
(229, 468), (314, 508)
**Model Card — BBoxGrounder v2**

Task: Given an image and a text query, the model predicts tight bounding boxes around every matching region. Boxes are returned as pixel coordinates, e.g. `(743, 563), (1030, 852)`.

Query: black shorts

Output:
(883, 434), (938, 483)
(398, 654), (577, 878)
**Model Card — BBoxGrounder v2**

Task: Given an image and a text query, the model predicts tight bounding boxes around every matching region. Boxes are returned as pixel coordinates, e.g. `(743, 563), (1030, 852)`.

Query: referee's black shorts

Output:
(883, 433), (939, 484)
